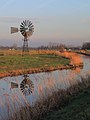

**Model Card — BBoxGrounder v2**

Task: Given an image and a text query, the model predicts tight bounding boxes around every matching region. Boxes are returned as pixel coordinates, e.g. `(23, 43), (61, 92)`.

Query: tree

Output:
(82, 42), (90, 50)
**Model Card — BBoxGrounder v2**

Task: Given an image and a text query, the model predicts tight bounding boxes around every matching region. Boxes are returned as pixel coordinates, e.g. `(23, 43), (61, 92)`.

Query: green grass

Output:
(0, 54), (70, 72)
(44, 87), (90, 120)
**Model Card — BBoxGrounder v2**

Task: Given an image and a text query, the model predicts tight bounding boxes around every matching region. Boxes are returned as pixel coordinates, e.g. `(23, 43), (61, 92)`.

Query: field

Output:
(0, 49), (84, 78)
(0, 54), (70, 71)
(0, 50), (71, 78)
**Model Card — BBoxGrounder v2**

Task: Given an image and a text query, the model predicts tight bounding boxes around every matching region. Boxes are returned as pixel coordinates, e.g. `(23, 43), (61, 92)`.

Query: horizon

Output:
(0, 0), (90, 47)
(0, 38), (87, 48)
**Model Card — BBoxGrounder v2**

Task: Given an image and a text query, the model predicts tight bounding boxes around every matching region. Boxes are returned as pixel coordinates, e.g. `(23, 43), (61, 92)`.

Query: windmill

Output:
(10, 20), (34, 95)
(11, 20), (34, 54)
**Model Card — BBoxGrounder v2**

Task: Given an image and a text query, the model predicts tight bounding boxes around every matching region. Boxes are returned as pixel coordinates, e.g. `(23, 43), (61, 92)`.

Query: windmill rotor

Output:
(20, 20), (34, 38)
(20, 74), (34, 96)
(10, 74), (34, 96)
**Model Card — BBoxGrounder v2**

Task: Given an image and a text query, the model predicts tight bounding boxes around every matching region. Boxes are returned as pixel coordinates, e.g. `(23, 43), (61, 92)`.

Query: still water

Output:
(0, 55), (90, 119)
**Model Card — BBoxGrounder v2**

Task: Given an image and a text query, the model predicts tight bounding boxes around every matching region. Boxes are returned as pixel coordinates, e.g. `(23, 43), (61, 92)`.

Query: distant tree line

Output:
(1, 42), (90, 50)
(82, 42), (90, 50)
(36, 42), (67, 50)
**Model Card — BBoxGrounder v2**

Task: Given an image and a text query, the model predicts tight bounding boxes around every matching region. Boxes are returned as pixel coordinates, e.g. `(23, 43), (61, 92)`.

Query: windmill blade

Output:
(26, 20), (29, 25)
(29, 25), (34, 30)
(28, 23), (33, 27)
(29, 24), (34, 28)
(21, 22), (26, 27)
(23, 20), (27, 26)
(29, 27), (34, 32)
(20, 27), (25, 31)
(11, 27), (19, 34)
(20, 24), (24, 28)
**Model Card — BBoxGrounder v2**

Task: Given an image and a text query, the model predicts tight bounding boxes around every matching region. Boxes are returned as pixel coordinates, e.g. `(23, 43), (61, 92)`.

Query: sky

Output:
(0, 0), (90, 47)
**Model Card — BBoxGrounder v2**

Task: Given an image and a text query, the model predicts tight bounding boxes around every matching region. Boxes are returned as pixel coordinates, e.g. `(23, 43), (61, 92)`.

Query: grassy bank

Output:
(0, 50), (84, 78)
(0, 53), (70, 78)
(9, 75), (90, 120)
(44, 88), (90, 120)
(0, 54), (69, 71)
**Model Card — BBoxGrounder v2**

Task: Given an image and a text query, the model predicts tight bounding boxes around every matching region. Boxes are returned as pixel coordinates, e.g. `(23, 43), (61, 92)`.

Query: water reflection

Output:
(20, 74), (34, 96)
(11, 82), (18, 89)
(11, 74), (34, 96)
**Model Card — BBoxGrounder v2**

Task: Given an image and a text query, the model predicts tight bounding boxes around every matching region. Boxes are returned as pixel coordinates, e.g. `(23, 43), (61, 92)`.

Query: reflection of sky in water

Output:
(81, 55), (90, 73)
(0, 55), (90, 119)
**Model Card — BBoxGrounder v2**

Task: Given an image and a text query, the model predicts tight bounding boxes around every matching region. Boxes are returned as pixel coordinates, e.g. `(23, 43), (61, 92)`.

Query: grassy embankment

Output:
(0, 49), (83, 78)
(9, 74), (90, 120)
(0, 51), (70, 78)
(44, 87), (90, 120)
(0, 54), (69, 71)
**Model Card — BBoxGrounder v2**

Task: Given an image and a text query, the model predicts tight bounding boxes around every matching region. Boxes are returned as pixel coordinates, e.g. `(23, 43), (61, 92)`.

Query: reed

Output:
(8, 74), (90, 120)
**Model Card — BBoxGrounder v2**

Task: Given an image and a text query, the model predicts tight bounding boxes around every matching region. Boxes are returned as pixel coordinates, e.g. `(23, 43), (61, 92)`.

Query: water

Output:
(0, 55), (90, 120)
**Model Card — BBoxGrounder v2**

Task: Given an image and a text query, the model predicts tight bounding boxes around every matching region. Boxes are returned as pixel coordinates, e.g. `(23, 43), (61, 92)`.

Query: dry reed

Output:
(8, 74), (90, 120)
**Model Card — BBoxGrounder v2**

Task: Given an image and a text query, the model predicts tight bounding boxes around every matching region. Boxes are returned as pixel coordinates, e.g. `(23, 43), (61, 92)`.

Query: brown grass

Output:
(55, 51), (83, 66)
(8, 74), (90, 120)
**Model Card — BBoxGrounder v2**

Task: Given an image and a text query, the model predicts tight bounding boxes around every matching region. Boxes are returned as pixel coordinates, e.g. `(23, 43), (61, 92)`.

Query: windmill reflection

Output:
(20, 74), (34, 96)
(11, 74), (34, 96)
(11, 82), (18, 89)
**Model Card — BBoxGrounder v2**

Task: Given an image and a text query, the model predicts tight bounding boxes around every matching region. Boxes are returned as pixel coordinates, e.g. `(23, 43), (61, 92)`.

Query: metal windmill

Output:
(11, 20), (34, 54)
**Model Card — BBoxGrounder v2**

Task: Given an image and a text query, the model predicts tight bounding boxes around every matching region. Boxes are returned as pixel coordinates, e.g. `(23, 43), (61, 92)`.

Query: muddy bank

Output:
(77, 52), (90, 56)
(0, 63), (83, 79)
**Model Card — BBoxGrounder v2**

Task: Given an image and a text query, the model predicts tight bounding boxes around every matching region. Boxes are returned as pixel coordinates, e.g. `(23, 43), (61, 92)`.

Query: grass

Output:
(8, 75), (90, 120)
(44, 88), (90, 120)
(0, 54), (70, 72)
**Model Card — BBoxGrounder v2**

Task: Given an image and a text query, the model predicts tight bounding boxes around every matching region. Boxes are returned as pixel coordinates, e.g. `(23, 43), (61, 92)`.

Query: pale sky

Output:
(0, 0), (90, 47)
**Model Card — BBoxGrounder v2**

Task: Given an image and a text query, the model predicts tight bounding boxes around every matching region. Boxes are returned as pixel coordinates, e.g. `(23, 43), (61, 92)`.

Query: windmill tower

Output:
(11, 20), (34, 54)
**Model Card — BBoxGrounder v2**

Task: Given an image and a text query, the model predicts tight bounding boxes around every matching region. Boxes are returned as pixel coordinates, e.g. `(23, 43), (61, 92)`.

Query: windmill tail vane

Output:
(11, 27), (19, 34)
